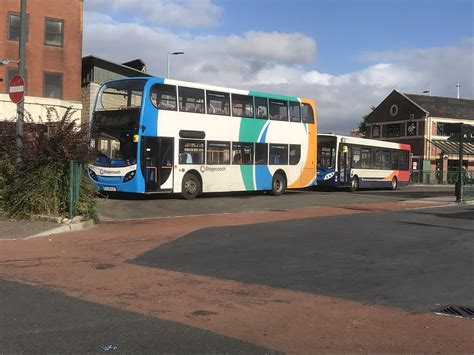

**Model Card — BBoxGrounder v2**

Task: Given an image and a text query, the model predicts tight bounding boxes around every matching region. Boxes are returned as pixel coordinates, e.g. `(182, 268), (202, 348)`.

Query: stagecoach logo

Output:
(200, 166), (226, 173)
(99, 169), (122, 176)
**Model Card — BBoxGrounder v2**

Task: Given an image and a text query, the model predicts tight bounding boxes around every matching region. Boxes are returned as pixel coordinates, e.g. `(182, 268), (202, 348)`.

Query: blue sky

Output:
(84, 0), (473, 133)
(217, 0), (473, 74)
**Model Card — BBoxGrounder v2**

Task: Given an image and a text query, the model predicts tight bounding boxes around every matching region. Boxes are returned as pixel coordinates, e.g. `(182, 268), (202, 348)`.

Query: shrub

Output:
(0, 107), (97, 220)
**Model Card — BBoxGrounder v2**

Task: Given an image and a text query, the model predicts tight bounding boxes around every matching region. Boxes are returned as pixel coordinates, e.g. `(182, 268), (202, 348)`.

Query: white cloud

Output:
(83, 11), (473, 134)
(85, 0), (222, 28)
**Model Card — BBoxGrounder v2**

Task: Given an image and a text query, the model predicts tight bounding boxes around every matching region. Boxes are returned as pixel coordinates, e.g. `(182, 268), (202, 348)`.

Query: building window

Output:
(8, 13), (28, 41)
(372, 125), (380, 138)
(389, 104), (398, 116)
(44, 18), (63, 47)
(7, 69), (27, 94)
(387, 123), (400, 137)
(43, 72), (63, 99)
(436, 122), (458, 137)
(407, 121), (417, 136)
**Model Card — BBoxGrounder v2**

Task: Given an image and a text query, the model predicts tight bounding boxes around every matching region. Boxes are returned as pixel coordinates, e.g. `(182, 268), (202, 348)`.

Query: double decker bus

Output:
(88, 77), (317, 199)
(316, 133), (411, 191)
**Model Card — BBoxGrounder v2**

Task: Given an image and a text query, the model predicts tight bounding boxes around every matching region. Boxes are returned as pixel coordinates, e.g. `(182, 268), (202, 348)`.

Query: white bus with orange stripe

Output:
(317, 134), (411, 191)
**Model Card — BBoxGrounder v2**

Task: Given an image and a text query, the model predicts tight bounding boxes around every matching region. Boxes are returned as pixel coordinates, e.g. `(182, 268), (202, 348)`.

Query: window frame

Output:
(255, 97), (268, 120)
(44, 17), (64, 47)
(269, 143), (289, 165)
(232, 142), (254, 165)
(301, 103), (314, 123)
(206, 141), (231, 165)
(150, 83), (177, 111)
(43, 71), (63, 99)
(179, 139), (205, 165)
(289, 144), (301, 165)
(8, 12), (29, 42)
(231, 94), (254, 118)
(206, 90), (230, 116)
(269, 99), (289, 121)
(289, 101), (301, 122)
(255, 143), (268, 165)
(178, 86), (205, 113)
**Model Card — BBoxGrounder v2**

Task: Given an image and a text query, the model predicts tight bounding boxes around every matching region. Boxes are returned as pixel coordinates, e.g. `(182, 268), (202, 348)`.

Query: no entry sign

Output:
(9, 74), (25, 104)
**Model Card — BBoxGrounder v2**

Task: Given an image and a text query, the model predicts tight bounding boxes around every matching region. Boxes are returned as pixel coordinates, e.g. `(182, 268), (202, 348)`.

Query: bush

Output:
(0, 107), (98, 220)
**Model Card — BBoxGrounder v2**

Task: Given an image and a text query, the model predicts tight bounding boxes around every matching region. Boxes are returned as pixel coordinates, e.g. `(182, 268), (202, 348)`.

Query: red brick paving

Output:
(0, 201), (472, 353)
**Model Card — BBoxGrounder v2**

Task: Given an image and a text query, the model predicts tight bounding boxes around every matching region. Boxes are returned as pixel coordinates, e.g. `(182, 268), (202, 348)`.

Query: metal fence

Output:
(69, 161), (82, 218)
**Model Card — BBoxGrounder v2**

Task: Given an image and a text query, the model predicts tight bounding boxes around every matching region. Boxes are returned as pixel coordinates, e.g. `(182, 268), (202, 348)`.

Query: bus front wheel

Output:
(390, 176), (398, 190)
(271, 173), (287, 196)
(182, 173), (201, 200)
(350, 176), (359, 192)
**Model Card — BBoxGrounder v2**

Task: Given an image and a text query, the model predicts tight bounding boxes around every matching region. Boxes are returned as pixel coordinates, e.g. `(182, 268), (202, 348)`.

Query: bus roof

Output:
(318, 133), (411, 151)
(102, 76), (312, 103)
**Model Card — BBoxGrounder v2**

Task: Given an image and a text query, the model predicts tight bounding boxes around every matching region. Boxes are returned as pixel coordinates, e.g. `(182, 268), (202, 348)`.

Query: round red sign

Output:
(9, 74), (25, 104)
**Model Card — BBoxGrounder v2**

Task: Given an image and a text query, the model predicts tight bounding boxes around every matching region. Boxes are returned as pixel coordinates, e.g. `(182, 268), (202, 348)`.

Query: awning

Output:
(429, 139), (474, 155)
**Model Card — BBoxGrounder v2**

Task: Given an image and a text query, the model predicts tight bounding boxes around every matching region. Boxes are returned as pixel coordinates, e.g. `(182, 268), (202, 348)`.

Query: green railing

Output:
(69, 161), (83, 218)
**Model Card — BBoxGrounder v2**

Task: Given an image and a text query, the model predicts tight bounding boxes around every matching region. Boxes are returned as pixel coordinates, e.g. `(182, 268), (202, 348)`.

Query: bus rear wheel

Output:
(271, 173), (287, 196)
(350, 175), (359, 192)
(390, 176), (398, 190)
(182, 173), (201, 200)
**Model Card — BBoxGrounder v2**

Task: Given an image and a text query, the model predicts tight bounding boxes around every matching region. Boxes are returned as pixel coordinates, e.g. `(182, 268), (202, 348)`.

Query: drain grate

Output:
(432, 305), (474, 319)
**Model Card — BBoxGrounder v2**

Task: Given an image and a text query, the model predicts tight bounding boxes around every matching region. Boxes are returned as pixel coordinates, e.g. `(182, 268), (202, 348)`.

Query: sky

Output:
(83, 0), (474, 134)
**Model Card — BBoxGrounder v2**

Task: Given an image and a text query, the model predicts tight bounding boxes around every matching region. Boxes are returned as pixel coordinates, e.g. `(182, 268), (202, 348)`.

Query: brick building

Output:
(0, 0), (83, 122)
(365, 90), (474, 183)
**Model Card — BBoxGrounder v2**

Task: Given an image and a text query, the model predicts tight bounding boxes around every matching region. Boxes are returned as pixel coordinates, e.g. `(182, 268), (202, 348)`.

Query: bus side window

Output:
(150, 84), (177, 111)
(352, 146), (361, 168)
(255, 97), (268, 120)
(301, 103), (314, 123)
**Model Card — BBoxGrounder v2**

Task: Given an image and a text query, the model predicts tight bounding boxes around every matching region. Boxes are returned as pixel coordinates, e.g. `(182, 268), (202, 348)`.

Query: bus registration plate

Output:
(103, 186), (116, 192)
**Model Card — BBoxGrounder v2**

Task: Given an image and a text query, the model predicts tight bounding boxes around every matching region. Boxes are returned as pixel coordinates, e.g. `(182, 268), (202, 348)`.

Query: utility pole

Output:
(15, 0), (27, 169)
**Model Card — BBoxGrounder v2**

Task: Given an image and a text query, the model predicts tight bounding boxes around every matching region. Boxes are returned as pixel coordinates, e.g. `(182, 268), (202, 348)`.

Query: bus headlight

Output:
(324, 172), (335, 180)
(123, 170), (136, 182)
(88, 169), (98, 181)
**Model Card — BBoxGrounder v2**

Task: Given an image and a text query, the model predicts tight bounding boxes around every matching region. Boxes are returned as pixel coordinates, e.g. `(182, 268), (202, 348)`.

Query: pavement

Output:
(1, 198), (473, 353)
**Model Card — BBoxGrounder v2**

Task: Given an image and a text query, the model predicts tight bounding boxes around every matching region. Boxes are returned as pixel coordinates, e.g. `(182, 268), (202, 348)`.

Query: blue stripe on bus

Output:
(255, 165), (272, 190)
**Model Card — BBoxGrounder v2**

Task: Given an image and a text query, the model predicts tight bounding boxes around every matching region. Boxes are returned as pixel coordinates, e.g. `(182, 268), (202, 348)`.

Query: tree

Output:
(359, 106), (376, 137)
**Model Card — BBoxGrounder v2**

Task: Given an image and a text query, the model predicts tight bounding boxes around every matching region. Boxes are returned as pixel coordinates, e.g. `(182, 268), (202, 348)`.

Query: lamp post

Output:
(167, 51), (184, 79)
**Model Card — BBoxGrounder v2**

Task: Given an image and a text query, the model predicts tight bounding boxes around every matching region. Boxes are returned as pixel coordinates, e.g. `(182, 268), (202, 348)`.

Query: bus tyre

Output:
(350, 176), (359, 192)
(390, 176), (398, 190)
(271, 173), (286, 196)
(182, 173), (201, 200)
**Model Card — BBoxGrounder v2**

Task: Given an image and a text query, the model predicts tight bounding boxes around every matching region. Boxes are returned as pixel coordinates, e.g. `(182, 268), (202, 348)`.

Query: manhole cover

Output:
(432, 305), (474, 319)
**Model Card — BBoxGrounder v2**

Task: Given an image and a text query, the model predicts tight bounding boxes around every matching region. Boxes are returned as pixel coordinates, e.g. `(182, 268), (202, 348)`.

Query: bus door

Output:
(141, 137), (174, 192)
(338, 144), (350, 185)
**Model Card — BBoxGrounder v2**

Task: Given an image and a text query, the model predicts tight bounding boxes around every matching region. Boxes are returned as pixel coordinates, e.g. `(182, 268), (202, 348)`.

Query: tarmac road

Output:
(0, 278), (274, 354)
(98, 184), (455, 221)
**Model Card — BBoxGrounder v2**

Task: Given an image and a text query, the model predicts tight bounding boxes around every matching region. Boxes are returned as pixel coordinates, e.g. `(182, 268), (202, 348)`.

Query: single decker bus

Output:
(316, 133), (410, 191)
(88, 77), (317, 199)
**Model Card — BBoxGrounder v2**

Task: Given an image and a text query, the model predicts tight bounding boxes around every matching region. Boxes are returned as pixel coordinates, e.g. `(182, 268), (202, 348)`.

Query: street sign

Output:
(9, 74), (25, 104)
